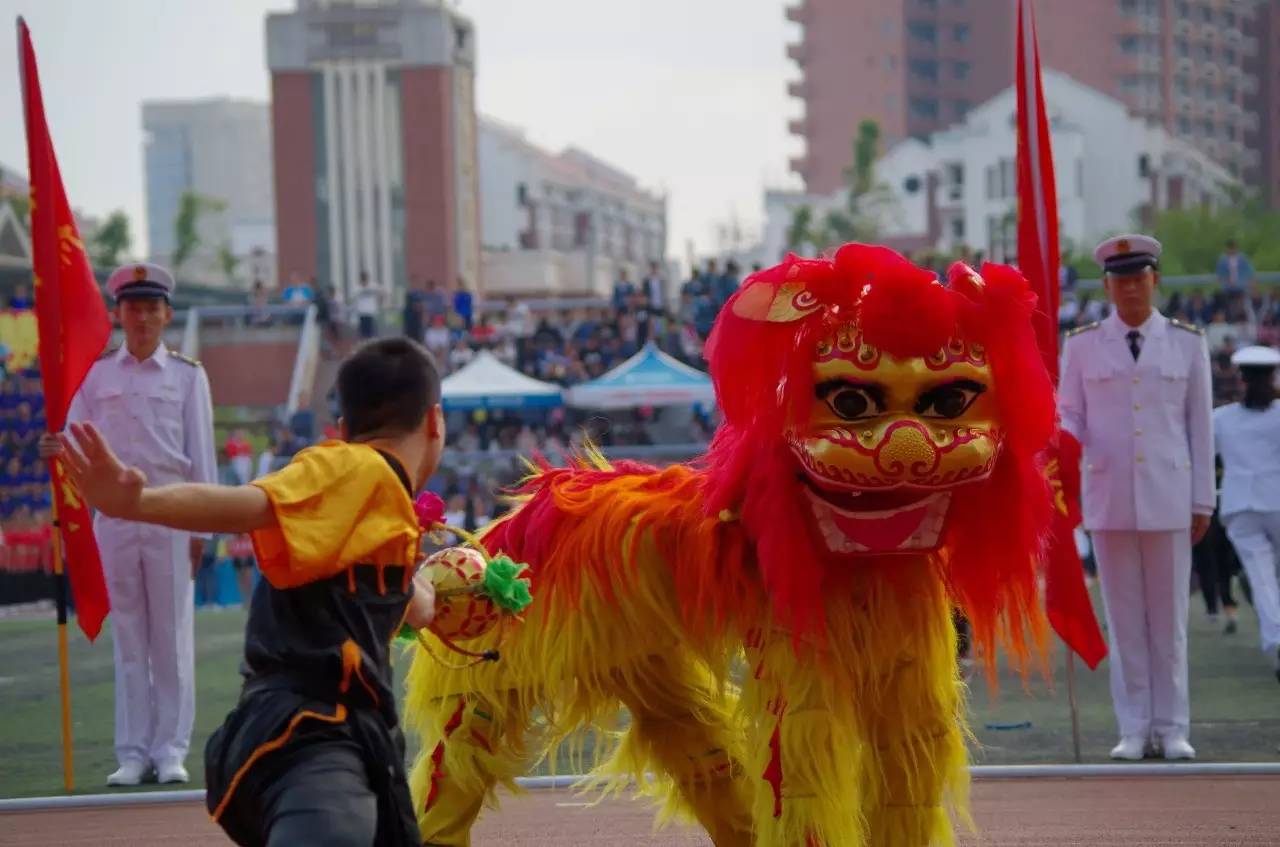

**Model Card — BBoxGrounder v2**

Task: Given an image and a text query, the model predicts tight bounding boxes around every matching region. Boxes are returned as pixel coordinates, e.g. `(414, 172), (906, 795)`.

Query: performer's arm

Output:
(404, 571), (436, 630)
(58, 421), (276, 534)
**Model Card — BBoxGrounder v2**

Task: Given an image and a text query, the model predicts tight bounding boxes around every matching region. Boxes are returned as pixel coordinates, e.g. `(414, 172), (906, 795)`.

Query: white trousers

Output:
(1223, 510), (1280, 654)
(1092, 530), (1192, 740)
(95, 517), (196, 768)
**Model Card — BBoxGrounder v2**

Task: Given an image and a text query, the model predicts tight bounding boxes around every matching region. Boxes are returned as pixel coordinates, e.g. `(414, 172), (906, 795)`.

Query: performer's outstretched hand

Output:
(59, 421), (148, 520)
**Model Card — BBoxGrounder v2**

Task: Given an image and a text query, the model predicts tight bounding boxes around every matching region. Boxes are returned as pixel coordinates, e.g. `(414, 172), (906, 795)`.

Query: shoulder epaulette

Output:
(1169, 319), (1205, 335)
(170, 352), (202, 367)
(96, 347), (117, 360)
(1064, 321), (1100, 338)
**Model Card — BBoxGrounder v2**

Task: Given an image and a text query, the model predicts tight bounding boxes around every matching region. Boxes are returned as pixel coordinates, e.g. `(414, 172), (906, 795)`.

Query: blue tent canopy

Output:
(440, 351), (564, 411)
(564, 342), (716, 409)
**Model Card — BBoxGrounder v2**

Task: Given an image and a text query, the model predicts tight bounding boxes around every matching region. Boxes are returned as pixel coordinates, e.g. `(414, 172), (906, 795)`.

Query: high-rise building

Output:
(1250, 0), (1280, 206)
(266, 0), (480, 299)
(142, 98), (274, 266)
(786, 0), (1265, 198)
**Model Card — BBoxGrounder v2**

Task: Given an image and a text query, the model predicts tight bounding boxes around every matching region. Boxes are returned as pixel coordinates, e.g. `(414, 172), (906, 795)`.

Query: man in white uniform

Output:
(39, 262), (216, 785)
(1213, 345), (1280, 682)
(1059, 235), (1214, 761)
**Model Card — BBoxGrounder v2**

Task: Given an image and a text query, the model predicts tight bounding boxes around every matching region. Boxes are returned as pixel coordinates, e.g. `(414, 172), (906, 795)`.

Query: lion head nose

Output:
(879, 422), (940, 478)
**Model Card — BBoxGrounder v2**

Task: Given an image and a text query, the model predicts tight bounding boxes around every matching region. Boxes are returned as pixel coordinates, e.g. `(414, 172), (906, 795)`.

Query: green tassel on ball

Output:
(395, 623), (418, 642)
(482, 554), (533, 615)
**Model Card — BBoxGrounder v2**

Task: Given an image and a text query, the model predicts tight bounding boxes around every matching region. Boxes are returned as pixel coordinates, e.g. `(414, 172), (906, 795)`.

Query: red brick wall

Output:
(271, 72), (317, 288)
(400, 67), (457, 291)
(203, 341), (298, 408)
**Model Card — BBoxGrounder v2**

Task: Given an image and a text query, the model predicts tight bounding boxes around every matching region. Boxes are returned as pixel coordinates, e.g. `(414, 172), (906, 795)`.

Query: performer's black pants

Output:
(1193, 513), (1240, 615)
(241, 734), (378, 847)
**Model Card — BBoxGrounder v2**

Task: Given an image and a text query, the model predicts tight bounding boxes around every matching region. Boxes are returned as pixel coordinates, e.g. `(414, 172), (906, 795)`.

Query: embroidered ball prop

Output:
(426, 546), (532, 642)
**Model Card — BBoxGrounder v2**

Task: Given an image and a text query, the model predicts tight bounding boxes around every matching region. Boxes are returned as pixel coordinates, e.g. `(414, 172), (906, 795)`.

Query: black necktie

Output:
(1126, 330), (1142, 361)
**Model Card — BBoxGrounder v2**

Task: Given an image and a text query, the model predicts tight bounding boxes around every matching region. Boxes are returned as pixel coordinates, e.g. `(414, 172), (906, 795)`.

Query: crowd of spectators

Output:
(0, 364), (52, 574)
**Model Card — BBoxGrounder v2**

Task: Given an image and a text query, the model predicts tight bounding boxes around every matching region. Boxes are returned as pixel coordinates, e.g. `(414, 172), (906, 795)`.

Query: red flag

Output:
(18, 18), (111, 640)
(1014, 0), (1106, 669)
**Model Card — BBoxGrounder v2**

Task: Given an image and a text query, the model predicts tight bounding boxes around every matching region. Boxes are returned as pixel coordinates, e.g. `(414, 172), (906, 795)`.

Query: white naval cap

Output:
(106, 261), (175, 301)
(1093, 234), (1162, 275)
(1231, 345), (1280, 368)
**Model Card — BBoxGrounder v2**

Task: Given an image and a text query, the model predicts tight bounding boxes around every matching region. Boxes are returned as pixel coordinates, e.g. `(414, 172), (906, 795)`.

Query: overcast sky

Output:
(0, 0), (800, 265)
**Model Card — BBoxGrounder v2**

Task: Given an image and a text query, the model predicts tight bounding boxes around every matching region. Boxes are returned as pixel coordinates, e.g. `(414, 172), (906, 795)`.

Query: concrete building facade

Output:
(786, 0), (1265, 197)
(142, 98), (274, 277)
(478, 117), (667, 298)
(266, 0), (480, 299)
(763, 72), (1238, 265)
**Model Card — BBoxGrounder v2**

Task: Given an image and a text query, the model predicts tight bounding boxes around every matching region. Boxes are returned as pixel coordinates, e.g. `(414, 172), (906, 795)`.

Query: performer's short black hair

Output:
(337, 337), (441, 439)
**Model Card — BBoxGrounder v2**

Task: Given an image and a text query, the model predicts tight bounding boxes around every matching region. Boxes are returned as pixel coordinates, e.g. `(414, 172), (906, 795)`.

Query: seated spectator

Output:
(424, 314), (452, 355)
(7, 283), (32, 309)
(402, 291), (425, 344)
(423, 279), (448, 321)
(353, 272), (382, 339)
(281, 273), (314, 304)
(448, 339), (476, 372)
(504, 297), (533, 338)
(470, 315), (499, 346)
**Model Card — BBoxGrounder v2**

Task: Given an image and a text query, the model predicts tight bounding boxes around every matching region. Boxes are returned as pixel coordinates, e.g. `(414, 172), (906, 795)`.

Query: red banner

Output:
(1015, 0), (1106, 669)
(19, 18), (111, 640)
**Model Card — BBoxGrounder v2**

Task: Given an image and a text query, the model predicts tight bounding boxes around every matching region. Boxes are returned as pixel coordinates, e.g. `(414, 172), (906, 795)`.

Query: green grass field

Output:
(2, 594), (1277, 799)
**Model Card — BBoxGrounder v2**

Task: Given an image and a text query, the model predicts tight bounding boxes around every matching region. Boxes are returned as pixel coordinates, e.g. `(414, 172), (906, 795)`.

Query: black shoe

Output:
(1224, 618), (1238, 635)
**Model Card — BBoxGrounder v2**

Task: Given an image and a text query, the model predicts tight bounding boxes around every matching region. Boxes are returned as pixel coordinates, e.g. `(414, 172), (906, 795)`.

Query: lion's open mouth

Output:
(801, 477), (951, 554)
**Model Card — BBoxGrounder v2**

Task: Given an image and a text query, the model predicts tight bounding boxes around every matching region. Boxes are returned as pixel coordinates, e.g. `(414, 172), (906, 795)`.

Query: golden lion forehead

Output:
(731, 264), (986, 324)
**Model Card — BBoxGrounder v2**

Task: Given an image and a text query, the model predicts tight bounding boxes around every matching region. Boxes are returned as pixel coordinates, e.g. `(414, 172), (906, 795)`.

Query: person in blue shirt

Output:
(453, 278), (474, 330)
(1216, 240), (1255, 293)
(613, 269), (636, 311)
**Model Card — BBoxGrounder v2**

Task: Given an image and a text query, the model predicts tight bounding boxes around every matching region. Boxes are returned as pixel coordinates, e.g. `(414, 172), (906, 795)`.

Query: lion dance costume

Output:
(406, 244), (1057, 846)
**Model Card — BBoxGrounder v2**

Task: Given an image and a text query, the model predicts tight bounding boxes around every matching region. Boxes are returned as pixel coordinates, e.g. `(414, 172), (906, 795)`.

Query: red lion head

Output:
(702, 244), (1056, 652)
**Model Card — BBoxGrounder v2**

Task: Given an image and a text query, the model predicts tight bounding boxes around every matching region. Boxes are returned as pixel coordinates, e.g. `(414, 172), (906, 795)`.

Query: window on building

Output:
(516, 183), (528, 205)
(951, 218), (965, 239)
(1225, 83), (1237, 101)
(917, 0), (938, 7)
(908, 21), (937, 44)
(886, 92), (898, 113)
(909, 58), (939, 81)
(1223, 10), (1236, 27)
(1174, 74), (1189, 95)
(886, 54), (897, 70)
(953, 23), (971, 43)
(1138, 153), (1150, 178)
(1200, 5), (1213, 23)
(985, 157), (1016, 200)
(954, 99), (971, 119)
(1200, 80), (1215, 98)
(1120, 34), (1140, 54)
(1178, 116), (1191, 133)
(1120, 0), (1138, 11)
(1200, 118), (1214, 137)
(1176, 38), (1189, 57)
(1198, 43), (1213, 61)
(1222, 47), (1236, 65)
(1176, 0), (1190, 18)
(952, 60), (971, 80)
(1121, 74), (1141, 94)
(909, 97), (939, 119)
(946, 162), (964, 200)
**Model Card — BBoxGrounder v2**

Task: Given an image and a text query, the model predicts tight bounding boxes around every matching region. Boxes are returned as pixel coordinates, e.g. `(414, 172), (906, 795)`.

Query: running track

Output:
(2, 777), (1277, 845)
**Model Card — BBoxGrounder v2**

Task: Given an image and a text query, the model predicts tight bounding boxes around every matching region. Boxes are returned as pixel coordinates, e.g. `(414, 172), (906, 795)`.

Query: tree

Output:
(91, 210), (131, 268)
(171, 191), (227, 270)
(216, 241), (239, 285)
(845, 119), (882, 205)
(786, 206), (814, 253)
(1145, 192), (1280, 276)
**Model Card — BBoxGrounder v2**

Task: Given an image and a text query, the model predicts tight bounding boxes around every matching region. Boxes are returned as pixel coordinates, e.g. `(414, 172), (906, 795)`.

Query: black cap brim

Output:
(1103, 253), (1159, 275)
(114, 281), (170, 301)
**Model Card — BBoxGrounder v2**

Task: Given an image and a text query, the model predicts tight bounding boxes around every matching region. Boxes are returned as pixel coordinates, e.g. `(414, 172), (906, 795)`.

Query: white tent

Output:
(564, 343), (716, 409)
(440, 351), (563, 410)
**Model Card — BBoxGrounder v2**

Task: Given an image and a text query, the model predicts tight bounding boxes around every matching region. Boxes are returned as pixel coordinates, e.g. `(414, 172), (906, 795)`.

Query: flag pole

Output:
(1065, 644), (1082, 763)
(47, 481), (76, 792)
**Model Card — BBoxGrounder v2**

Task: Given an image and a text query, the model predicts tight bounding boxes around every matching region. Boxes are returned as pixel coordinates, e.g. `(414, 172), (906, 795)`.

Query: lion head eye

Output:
(817, 380), (885, 421)
(915, 379), (987, 419)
